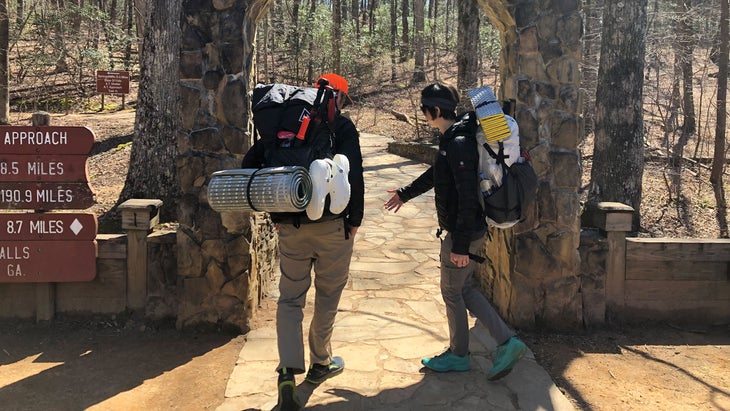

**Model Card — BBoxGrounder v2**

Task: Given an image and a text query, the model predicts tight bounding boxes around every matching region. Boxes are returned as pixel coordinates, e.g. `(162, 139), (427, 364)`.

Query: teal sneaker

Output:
(305, 356), (345, 384)
(421, 349), (471, 372)
(487, 337), (527, 381)
(277, 368), (302, 411)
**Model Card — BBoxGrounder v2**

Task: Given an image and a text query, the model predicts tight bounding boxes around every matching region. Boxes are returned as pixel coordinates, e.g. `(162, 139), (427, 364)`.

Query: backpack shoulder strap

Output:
(483, 141), (510, 173)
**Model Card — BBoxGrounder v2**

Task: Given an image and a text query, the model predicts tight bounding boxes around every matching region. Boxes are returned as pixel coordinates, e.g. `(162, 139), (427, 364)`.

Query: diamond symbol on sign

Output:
(70, 218), (83, 236)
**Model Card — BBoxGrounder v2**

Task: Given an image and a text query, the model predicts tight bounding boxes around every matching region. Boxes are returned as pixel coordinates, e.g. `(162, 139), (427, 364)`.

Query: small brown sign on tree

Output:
(96, 70), (130, 95)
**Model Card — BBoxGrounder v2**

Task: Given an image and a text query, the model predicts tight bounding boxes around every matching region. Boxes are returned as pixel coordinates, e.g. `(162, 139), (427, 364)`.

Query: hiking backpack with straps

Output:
(251, 79), (338, 167)
(474, 114), (539, 229)
(249, 79), (351, 222)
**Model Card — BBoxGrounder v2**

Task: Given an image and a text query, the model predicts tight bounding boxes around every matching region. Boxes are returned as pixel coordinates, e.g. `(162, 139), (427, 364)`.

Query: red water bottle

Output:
(296, 115), (310, 140)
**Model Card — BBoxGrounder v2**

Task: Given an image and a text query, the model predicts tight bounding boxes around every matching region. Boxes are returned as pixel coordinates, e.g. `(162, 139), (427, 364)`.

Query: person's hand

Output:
(450, 252), (470, 268)
(349, 226), (359, 238)
(384, 190), (404, 212)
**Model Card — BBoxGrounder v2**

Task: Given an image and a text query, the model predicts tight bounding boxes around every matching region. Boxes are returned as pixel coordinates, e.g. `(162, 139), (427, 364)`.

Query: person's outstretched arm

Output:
(384, 166), (434, 213)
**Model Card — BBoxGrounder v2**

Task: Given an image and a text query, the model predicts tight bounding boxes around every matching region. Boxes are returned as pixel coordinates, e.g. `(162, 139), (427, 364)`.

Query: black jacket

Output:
(241, 113), (365, 228)
(397, 111), (485, 254)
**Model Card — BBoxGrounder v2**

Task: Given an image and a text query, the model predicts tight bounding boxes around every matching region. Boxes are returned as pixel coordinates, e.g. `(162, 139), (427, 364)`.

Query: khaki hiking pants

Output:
(440, 232), (515, 356)
(276, 218), (354, 374)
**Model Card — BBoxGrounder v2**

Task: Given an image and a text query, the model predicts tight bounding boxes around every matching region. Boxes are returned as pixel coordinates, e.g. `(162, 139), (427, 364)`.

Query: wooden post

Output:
(119, 199), (162, 310)
(592, 202), (634, 321)
(32, 111), (55, 322)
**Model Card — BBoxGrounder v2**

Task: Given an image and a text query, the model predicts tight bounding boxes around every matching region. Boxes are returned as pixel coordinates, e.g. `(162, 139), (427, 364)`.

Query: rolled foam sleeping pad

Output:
(207, 166), (312, 213)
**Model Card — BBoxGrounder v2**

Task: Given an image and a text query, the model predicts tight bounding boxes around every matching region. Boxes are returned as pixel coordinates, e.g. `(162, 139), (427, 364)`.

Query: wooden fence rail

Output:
(587, 202), (730, 324)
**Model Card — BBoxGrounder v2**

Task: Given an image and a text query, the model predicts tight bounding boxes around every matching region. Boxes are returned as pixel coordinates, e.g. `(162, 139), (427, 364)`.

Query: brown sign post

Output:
(96, 71), (130, 111)
(96, 70), (130, 95)
(0, 124), (97, 284)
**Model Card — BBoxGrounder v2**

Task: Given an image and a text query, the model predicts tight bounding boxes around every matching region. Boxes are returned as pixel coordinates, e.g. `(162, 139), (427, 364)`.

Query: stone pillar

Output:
(177, 1), (273, 332)
(478, 0), (584, 329)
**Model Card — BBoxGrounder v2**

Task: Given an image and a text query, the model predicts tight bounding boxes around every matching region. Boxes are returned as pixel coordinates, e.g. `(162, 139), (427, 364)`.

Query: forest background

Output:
(0, 2), (727, 411)
(0, 0), (726, 237)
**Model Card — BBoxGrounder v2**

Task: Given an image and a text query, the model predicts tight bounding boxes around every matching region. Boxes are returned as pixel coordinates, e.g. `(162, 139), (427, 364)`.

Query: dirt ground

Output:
(0, 316), (244, 411)
(0, 98), (728, 411)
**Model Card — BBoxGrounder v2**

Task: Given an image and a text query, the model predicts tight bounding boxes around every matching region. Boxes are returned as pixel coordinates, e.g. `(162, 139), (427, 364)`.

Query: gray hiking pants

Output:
(276, 218), (353, 374)
(440, 232), (515, 356)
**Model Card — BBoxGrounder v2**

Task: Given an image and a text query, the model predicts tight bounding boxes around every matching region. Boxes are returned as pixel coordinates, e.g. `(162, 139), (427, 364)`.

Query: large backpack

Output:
(251, 81), (338, 167)
(475, 120), (538, 228)
(467, 85), (538, 228)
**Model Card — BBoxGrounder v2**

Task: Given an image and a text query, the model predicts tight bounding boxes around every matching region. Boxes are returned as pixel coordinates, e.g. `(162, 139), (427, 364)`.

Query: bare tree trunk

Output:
(289, 0), (301, 80)
(712, 0), (729, 238)
(15, 0), (22, 32)
(582, 0), (602, 136)
(124, 0), (134, 70)
(351, 0), (359, 38)
(332, 0), (342, 73)
(368, 0), (377, 35)
(134, 0), (146, 49)
(667, 0), (696, 217)
(456, 0), (478, 96)
(589, 0), (648, 231)
(258, 9), (267, 81)
(430, 0), (438, 80)
(340, 0), (347, 21)
(445, 0), (452, 46)
(72, 0), (83, 33)
(109, 0), (118, 25)
(120, 0), (181, 222)
(411, 0), (425, 83)
(390, 0), (397, 81)
(306, 0), (316, 82)
(0, 0), (8, 125)
(400, 0), (409, 62)
(52, 0), (69, 73)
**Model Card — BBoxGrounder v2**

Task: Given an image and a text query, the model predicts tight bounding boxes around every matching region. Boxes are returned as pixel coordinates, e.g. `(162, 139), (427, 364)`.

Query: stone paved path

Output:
(218, 133), (574, 411)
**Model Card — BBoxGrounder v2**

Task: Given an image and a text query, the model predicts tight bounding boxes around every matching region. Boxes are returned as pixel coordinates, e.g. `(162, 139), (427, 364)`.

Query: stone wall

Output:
(176, 0), (277, 332)
(477, 0), (584, 329)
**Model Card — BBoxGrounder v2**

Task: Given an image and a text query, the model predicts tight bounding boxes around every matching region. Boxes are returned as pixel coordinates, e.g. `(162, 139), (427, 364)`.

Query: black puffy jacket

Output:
(397, 111), (486, 254)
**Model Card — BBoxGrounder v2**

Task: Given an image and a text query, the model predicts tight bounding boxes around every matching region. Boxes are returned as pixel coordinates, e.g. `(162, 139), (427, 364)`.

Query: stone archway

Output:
(175, 0), (584, 332)
(478, 0), (584, 329)
(175, 0), (272, 331)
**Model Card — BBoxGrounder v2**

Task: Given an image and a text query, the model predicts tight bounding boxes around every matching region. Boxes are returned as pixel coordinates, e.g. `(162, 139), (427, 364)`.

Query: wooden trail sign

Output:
(0, 126), (95, 154)
(0, 121), (98, 283)
(0, 154), (89, 182)
(96, 70), (130, 95)
(0, 240), (97, 282)
(0, 125), (96, 211)
(0, 182), (95, 210)
(0, 213), (97, 241)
